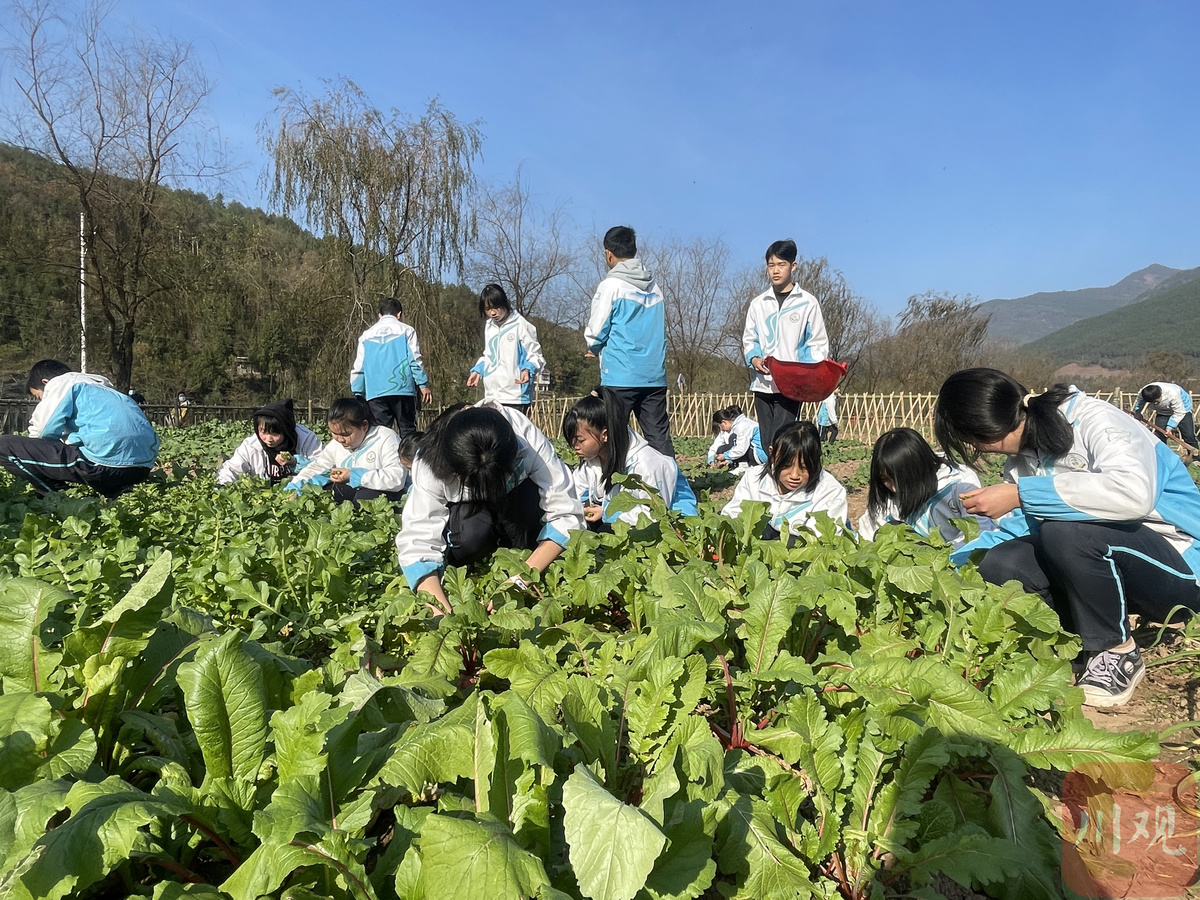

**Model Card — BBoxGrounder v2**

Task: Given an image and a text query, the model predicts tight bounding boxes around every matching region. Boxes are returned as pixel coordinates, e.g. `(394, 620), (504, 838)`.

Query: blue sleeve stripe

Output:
(1017, 476), (1099, 521)
(402, 560), (443, 590)
(538, 524), (571, 546)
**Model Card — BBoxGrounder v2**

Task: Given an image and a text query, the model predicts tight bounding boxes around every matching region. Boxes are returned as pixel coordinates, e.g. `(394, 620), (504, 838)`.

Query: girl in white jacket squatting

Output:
(722, 420), (848, 541)
(217, 398), (323, 486)
(935, 368), (1200, 708)
(857, 427), (1021, 564)
(286, 398), (407, 505)
(395, 401), (585, 615)
(466, 283), (545, 415)
(564, 387), (698, 530)
(707, 405), (766, 469)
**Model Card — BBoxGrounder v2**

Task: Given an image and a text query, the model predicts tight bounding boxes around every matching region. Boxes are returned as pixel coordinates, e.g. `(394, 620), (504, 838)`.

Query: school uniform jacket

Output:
(29, 372), (159, 468)
(817, 396), (838, 427)
(350, 316), (429, 400)
(469, 312), (545, 405)
(742, 286), (829, 395)
(574, 429), (699, 525)
(1005, 390), (1200, 579)
(1133, 382), (1193, 428)
(395, 401), (585, 589)
(216, 427), (323, 485)
(722, 466), (848, 537)
(286, 426), (407, 493)
(584, 260), (667, 388)
(856, 464), (989, 548)
(706, 415), (765, 464)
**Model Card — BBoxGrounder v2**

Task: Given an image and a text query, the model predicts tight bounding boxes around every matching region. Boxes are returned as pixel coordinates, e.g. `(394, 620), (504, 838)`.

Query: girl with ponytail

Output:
(934, 367), (1200, 708)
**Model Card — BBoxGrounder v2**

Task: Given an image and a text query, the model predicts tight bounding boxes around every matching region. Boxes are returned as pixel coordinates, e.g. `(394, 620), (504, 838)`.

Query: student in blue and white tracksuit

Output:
(564, 387), (698, 529)
(217, 399), (323, 486)
(287, 398), (407, 505)
(0, 359), (158, 497)
(743, 239), (829, 450)
(350, 297), (431, 439)
(1133, 381), (1198, 459)
(722, 420), (847, 541)
(857, 427), (1010, 557)
(817, 391), (839, 443)
(584, 225), (674, 457)
(396, 401), (585, 615)
(707, 405), (766, 468)
(467, 284), (545, 416)
(936, 368), (1200, 708)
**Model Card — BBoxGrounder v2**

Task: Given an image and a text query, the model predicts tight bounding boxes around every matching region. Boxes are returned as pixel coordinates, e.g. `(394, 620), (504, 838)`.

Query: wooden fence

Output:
(0, 389), (1182, 444)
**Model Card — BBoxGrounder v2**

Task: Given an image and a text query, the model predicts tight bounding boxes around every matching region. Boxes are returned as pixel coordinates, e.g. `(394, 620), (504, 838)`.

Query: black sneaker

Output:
(1076, 646), (1145, 708)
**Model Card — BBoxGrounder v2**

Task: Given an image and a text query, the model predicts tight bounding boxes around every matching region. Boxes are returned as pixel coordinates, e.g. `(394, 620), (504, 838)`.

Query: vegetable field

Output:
(0, 423), (1179, 899)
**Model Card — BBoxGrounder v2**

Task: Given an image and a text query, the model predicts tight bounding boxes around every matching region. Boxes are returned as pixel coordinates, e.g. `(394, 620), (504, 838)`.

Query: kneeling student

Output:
(707, 405), (766, 469)
(217, 399), (322, 486)
(0, 359), (158, 498)
(564, 386), (698, 529)
(287, 397), (407, 504)
(722, 420), (847, 539)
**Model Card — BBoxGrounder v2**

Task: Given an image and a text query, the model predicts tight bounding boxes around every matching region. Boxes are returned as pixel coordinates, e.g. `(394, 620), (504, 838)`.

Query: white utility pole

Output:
(79, 211), (87, 373)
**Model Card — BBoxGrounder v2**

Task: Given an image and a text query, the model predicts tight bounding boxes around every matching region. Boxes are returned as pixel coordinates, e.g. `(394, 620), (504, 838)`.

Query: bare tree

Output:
(643, 235), (743, 391)
(862, 291), (991, 392)
(470, 166), (579, 324)
(5, 0), (219, 388)
(262, 78), (483, 375)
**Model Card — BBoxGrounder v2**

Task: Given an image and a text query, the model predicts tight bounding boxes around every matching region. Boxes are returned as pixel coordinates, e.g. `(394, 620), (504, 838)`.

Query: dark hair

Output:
(479, 283), (512, 317)
(767, 420), (822, 492)
(934, 368), (1075, 467)
(254, 414), (284, 436)
(765, 240), (798, 264)
(418, 402), (471, 459)
(1140, 384), (1163, 403)
(327, 397), (372, 429)
(398, 432), (423, 466)
(429, 406), (519, 513)
(867, 428), (950, 521)
(603, 225), (637, 260)
(379, 296), (403, 317)
(710, 404), (744, 432)
(563, 386), (630, 490)
(27, 359), (71, 391)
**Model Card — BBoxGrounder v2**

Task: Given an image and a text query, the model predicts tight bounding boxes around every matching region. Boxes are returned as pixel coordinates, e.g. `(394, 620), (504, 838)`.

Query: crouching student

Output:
(722, 420), (847, 540)
(857, 427), (1018, 562)
(395, 402), (585, 615)
(217, 399), (322, 486)
(935, 368), (1200, 708)
(287, 397), (407, 505)
(0, 359), (158, 498)
(707, 405), (766, 469)
(564, 387), (698, 530)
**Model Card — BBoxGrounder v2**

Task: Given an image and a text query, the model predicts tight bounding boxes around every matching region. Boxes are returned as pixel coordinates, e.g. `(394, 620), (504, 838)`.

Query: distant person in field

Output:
(706, 404), (765, 470)
(350, 296), (432, 439)
(584, 225), (675, 457)
(721, 420), (848, 541)
(217, 399), (322, 486)
(935, 368), (1200, 708)
(287, 397), (407, 505)
(396, 402), (585, 615)
(1133, 381), (1198, 461)
(817, 389), (839, 443)
(563, 386), (697, 530)
(0, 359), (158, 498)
(466, 283), (545, 416)
(743, 239), (830, 450)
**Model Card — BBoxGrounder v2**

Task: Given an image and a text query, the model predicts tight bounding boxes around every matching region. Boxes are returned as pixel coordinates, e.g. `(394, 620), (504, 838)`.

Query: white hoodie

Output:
(722, 466), (848, 537)
(217, 427), (323, 485)
(286, 425), (407, 493)
(470, 311), (545, 405)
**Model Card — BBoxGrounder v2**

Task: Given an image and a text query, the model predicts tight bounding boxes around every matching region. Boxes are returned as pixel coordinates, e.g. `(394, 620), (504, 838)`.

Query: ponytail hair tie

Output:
(1021, 391), (1041, 408)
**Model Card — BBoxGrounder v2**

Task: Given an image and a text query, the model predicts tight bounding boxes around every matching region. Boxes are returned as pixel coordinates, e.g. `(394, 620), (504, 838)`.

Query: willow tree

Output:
(262, 79), (482, 390)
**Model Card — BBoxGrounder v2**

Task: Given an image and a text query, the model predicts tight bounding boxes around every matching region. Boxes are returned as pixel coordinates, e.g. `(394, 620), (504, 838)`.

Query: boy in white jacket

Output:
(742, 239), (829, 450)
(1133, 381), (1198, 460)
(217, 399), (322, 486)
(287, 398), (407, 504)
(722, 420), (847, 540)
(467, 284), (545, 414)
(707, 405), (766, 468)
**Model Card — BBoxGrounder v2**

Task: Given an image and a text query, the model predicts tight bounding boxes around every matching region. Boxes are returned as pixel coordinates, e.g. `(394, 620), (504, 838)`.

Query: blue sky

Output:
(59, 1), (1200, 315)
